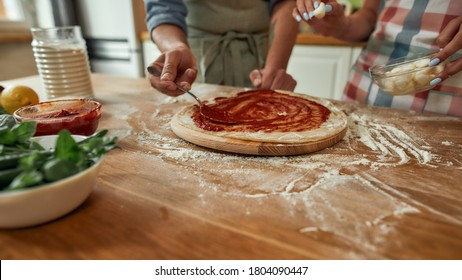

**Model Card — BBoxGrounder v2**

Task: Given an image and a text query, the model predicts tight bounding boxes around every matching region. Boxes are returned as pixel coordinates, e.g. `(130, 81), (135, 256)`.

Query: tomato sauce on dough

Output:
(192, 90), (331, 132)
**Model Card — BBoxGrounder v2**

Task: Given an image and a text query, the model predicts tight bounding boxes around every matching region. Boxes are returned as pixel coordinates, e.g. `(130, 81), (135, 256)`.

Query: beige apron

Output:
(185, 0), (271, 87)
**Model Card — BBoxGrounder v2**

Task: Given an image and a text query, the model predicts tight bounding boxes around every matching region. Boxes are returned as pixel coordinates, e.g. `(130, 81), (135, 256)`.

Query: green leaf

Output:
(29, 141), (45, 151)
(19, 150), (50, 171)
(0, 153), (27, 170)
(1, 128), (118, 192)
(42, 158), (79, 182)
(79, 136), (103, 152)
(0, 126), (16, 145)
(0, 168), (23, 190)
(6, 170), (43, 190)
(79, 134), (118, 159)
(11, 121), (36, 144)
(55, 130), (84, 163)
(0, 108), (9, 115)
(86, 129), (108, 139)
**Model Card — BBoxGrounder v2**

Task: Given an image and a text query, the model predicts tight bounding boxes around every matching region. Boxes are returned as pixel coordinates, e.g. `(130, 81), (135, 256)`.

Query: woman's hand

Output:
(292, 0), (347, 38)
(293, 0), (378, 42)
(432, 16), (462, 83)
(249, 68), (297, 91)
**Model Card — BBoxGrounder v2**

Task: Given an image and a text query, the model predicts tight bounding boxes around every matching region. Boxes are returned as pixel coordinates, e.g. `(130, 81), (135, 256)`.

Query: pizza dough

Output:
(171, 90), (348, 144)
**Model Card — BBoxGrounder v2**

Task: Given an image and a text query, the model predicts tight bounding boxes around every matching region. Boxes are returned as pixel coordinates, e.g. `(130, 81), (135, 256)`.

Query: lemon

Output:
(0, 85), (40, 114)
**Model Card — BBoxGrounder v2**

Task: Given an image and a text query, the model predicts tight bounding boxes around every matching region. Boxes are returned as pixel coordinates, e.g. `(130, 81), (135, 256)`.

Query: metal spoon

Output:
(147, 66), (235, 123)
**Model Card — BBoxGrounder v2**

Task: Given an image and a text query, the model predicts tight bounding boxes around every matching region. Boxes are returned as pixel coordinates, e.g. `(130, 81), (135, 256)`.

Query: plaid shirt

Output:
(344, 0), (462, 117)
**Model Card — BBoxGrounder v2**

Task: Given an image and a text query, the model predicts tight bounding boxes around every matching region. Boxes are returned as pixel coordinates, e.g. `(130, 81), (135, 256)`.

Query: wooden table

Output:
(1, 74), (462, 259)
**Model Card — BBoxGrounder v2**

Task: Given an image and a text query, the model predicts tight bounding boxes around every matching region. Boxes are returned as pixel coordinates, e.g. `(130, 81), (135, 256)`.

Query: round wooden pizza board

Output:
(170, 117), (347, 156)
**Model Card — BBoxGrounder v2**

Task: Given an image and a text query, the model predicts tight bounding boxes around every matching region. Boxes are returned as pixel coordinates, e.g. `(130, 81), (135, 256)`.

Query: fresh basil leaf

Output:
(11, 121), (36, 144)
(77, 129), (108, 148)
(0, 168), (22, 190)
(29, 141), (45, 151)
(42, 158), (79, 182)
(79, 136), (102, 153)
(0, 127), (16, 145)
(1, 126), (118, 192)
(6, 170), (43, 190)
(19, 150), (50, 171)
(55, 130), (84, 164)
(0, 152), (28, 170)
(87, 129), (108, 139)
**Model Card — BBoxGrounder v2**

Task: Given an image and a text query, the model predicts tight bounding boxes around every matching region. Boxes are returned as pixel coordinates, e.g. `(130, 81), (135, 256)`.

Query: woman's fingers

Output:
(295, 0), (314, 21)
(323, 1), (344, 17)
(295, 0), (342, 22)
(433, 17), (462, 81)
(434, 17), (462, 63)
(438, 57), (462, 81)
(293, 8), (302, 22)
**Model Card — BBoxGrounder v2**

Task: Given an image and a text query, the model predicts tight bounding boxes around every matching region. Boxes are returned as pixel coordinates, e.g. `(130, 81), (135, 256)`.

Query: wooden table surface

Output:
(1, 74), (462, 260)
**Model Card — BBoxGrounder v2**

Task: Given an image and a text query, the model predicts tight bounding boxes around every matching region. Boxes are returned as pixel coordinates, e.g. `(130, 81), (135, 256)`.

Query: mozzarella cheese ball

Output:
(382, 56), (444, 95)
(413, 58), (431, 68)
(381, 78), (395, 93)
(394, 74), (415, 93)
(413, 69), (434, 87)
(313, 2), (326, 19)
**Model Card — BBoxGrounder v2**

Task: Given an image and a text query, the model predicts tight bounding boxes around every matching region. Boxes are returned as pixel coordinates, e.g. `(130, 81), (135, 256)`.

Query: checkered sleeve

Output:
(343, 0), (462, 117)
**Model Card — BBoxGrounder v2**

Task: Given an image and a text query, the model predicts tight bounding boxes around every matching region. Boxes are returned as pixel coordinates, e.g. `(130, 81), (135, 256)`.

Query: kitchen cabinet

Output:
(287, 45), (362, 100)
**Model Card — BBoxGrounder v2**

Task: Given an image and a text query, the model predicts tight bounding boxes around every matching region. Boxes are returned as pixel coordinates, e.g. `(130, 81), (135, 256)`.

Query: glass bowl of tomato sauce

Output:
(14, 99), (101, 136)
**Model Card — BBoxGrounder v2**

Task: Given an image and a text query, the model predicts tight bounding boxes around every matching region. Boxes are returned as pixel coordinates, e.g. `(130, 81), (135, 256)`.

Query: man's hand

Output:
(250, 68), (297, 91)
(146, 46), (197, 97)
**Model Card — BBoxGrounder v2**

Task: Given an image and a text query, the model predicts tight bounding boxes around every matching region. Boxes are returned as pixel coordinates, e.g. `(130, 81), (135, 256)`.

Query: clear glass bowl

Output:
(369, 52), (446, 96)
(14, 99), (101, 136)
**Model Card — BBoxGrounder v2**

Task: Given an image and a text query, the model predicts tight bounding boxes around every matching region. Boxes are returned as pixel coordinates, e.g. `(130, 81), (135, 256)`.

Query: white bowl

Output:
(0, 135), (103, 228)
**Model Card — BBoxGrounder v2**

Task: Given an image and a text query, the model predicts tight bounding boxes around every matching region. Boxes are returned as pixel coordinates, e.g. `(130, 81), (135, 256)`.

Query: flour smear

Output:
(123, 101), (461, 256)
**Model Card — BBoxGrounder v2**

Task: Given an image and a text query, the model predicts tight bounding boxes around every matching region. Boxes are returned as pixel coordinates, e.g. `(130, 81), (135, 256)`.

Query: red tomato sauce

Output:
(16, 99), (102, 136)
(34, 108), (100, 136)
(192, 90), (331, 132)
(34, 109), (81, 119)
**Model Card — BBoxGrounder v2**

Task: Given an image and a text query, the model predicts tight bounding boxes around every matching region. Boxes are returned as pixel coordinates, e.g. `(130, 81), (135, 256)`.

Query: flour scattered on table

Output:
(161, 96), (178, 104)
(110, 103), (138, 120)
(299, 227), (319, 233)
(126, 105), (460, 257)
(346, 113), (434, 168)
(442, 141), (453, 146)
